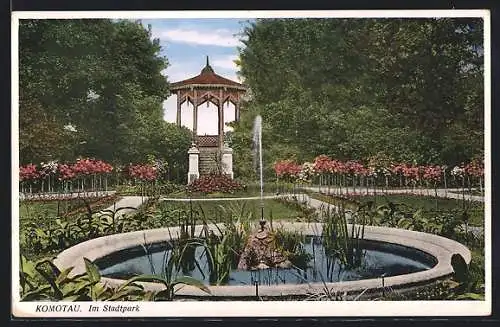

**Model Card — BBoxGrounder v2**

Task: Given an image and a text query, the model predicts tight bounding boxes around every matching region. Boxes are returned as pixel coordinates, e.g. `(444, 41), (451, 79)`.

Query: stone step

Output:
(197, 147), (221, 176)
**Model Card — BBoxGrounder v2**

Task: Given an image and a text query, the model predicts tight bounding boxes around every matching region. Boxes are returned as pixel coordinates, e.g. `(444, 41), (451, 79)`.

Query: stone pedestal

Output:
(237, 226), (292, 270)
(188, 144), (200, 184)
(222, 145), (234, 179)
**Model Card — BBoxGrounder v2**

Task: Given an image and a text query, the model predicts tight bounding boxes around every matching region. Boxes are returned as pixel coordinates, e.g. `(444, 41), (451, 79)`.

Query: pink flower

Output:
(19, 164), (39, 181)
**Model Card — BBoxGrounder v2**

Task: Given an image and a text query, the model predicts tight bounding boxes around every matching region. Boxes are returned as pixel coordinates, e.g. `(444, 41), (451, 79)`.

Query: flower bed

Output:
(273, 155), (484, 193)
(187, 174), (246, 194)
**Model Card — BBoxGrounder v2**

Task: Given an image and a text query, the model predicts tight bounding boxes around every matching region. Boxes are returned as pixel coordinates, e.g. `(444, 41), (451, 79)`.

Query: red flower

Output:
(127, 163), (158, 182)
(422, 165), (442, 183)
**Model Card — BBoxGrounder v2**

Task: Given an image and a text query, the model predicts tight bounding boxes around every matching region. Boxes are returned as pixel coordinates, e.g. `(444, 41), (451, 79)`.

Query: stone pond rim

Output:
(53, 222), (471, 299)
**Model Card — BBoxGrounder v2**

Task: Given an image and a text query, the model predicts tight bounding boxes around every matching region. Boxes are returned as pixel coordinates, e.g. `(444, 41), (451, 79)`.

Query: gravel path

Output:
(97, 195), (149, 219)
(303, 186), (484, 202)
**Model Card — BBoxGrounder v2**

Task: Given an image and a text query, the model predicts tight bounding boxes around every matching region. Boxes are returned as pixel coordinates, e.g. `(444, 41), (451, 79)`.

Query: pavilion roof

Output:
(170, 56), (246, 91)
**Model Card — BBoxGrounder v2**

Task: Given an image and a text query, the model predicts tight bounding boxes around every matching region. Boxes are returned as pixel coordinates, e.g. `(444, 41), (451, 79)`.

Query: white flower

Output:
(451, 166), (464, 177)
(87, 90), (100, 101)
(63, 124), (77, 132)
(301, 162), (316, 177)
(41, 160), (58, 173)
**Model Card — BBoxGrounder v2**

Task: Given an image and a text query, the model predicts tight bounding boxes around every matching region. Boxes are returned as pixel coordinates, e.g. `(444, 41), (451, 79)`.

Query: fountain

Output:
(252, 115), (265, 228)
(236, 115), (293, 270)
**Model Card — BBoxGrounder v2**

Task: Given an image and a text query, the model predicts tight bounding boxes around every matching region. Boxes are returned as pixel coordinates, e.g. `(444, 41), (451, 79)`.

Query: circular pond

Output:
(54, 222), (471, 298)
(94, 237), (437, 286)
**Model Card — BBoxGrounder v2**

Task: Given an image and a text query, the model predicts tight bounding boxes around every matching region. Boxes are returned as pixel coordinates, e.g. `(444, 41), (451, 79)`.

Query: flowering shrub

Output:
(274, 160), (303, 180)
(465, 159), (484, 178)
(402, 165), (420, 182)
(19, 158), (115, 194)
(127, 164), (158, 182)
(313, 155), (331, 174)
(423, 165), (443, 183)
(299, 162), (316, 182)
(451, 165), (466, 178)
(187, 173), (246, 194)
(274, 154), (485, 191)
(344, 160), (367, 176)
(20, 164), (39, 182)
(39, 161), (58, 177)
(71, 158), (113, 176)
(57, 164), (76, 181)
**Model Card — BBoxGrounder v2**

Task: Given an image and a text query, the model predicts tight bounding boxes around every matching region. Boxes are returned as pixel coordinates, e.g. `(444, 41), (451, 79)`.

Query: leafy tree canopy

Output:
(232, 18), (483, 179)
(19, 19), (191, 181)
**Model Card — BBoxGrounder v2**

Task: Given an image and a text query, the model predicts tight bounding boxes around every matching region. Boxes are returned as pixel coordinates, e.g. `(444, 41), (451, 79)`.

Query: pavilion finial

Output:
(201, 55), (214, 74)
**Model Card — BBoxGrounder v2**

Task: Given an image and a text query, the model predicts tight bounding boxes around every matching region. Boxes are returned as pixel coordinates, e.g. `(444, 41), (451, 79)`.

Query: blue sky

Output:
(140, 18), (252, 133)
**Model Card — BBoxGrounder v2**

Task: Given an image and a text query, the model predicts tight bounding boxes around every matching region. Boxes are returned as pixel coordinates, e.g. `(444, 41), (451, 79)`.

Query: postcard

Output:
(11, 9), (491, 318)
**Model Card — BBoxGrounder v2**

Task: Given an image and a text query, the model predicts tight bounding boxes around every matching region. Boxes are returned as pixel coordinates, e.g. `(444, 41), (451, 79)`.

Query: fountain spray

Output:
(253, 115), (265, 230)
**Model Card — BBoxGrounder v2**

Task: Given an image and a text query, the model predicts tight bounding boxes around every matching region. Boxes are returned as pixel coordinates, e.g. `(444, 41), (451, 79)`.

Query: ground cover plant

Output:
(169, 182), (279, 198)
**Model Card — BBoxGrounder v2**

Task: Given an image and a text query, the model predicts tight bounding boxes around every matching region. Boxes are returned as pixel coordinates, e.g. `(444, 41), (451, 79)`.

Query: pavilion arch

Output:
(170, 56), (247, 149)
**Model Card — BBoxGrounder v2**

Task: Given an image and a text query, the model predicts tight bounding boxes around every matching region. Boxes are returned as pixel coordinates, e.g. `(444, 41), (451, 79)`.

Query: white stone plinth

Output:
(222, 146), (234, 179)
(188, 145), (200, 184)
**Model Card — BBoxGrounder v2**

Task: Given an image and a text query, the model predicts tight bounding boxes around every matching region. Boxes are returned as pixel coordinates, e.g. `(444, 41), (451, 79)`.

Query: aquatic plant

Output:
(138, 236), (211, 301)
(203, 233), (233, 285)
(321, 204), (366, 269)
(273, 229), (312, 270)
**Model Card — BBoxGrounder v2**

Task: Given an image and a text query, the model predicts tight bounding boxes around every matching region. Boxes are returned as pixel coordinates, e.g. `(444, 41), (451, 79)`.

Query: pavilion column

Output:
(176, 91), (181, 126)
(235, 101), (240, 122)
(193, 89), (198, 137)
(218, 89), (224, 150)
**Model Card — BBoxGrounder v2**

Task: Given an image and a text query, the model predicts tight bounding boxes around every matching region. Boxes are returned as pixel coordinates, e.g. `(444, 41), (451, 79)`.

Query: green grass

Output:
(167, 190), (276, 198)
(359, 194), (482, 211)
(168, 183), (281, 199)
(158, 198), (304, 223)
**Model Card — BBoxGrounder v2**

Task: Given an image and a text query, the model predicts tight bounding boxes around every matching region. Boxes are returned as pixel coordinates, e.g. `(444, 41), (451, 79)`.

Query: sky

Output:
(140, 18), (251, 135)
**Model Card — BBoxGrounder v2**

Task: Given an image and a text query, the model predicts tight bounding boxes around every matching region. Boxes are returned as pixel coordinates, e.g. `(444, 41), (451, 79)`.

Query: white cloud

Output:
(153, 28), (241, 47)
(212, 55), (238, 71)
(164, 64), (200, 83)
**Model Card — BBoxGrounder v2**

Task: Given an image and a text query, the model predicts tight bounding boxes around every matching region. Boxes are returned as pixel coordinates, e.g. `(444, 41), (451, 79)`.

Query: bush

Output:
(187, 174), (246, 194)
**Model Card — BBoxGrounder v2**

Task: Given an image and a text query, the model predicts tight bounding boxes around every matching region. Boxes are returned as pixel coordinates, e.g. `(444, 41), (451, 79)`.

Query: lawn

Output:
(157, 198), (305, 224)
(167, 183), (280, 199)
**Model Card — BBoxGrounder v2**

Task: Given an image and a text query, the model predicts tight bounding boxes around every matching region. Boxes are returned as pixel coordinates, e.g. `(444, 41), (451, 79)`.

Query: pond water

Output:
(95, 236), (437, 286)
